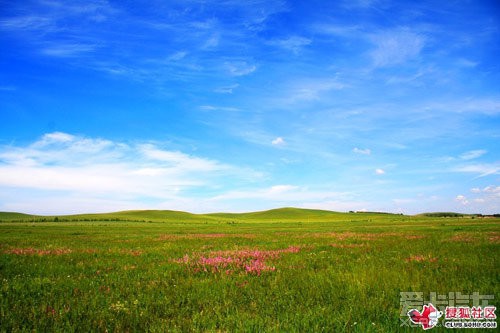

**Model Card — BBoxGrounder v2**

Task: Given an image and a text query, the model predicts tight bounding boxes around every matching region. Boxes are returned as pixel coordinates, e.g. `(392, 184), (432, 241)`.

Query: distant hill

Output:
(419, 212), (499, 218)
(419, 212), (466, 217)
(0, 210), (195, 222)
(207, 207), (344, 221)
(3, 207), (486, 223)
(0, 208), (340, 223)
(0, 207), (353, 223)
(0, 212), (36, 220)
(61, 210), (204, 222)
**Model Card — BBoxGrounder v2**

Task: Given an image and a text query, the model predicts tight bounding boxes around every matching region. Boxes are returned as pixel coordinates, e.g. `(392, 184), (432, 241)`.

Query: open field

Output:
(0, 208), (499, 332)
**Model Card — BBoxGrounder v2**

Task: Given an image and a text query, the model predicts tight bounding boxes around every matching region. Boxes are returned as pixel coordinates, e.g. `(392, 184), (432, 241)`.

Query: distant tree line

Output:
(2, 218), (155, 223)
(422, 212), (500, 218)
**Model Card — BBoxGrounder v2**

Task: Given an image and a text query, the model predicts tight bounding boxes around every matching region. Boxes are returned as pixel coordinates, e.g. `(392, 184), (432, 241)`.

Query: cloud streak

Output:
(269, 36), (312, 54)
(453, 163), (500, 178)
(460, 150), (487, 160)
(353, 147), (371, 155)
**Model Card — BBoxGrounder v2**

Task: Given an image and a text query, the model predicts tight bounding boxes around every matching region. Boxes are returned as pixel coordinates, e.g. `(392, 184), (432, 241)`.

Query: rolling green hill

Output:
(0, 210), (209, 223)
(0, 207), (478, 223)
(61, 210), (205, 222)
(0, 212), (36, 220)
(207, 207), (346, 222)
(0, 207), (348, 222)
(0, 208), (347, 222)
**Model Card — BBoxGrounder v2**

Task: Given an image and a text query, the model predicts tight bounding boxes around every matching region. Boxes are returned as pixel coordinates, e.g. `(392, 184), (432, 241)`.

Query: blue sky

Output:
(1, 0), (499, 215)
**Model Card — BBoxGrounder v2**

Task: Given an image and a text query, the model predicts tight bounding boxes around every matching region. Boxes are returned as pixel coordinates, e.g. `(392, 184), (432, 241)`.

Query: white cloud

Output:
(283, 78), (345, 103)
(212, 185), (348, 204)
(392, 198), (416, 205)
(425, 98), (500, 115)
(457, 99), (500, 115)
(299, 200), (374, 213)
(353, 147), (371, 155)
(214, 84), (239, 94)
(272, 137), (285, 145)
(458, 186), (500, 210)
(483, 185), (500, 194)
(138, 144), (225, 172)
(167, 51), (188, 61)
(470, 185), (500, 198)
(375, 168), (385, 175)
(269, 185), (300, 194)
(342, 0), (380, 9)
(450, 186), (500, 212)
(370, 28), (425, 67)
(269, 36), (312, 54)
(0, 15), (54, 31)
(460, 149), (487, 160)
(0, 132), (258, 214)
(225, 61), (257, 76)
(456, 58), (478, 68)
(203, 34), (220, 49)
(41, 43), (97, 57)
(0, 0), (116, 33)
(199, 105), (240, 112)
(37, 132), (75, 145)
(314, 23), (360, 38)
(455, 194), (469, 205)
(453, 163), (500, 178)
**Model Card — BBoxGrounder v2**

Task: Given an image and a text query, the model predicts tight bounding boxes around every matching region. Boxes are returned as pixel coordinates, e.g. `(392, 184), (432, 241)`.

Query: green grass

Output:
(0, 209), (498, 332)
(0, 212), (36, 220)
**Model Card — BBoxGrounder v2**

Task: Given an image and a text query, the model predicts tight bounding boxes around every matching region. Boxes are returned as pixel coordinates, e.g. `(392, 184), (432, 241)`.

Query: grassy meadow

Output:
(0, 208), (498, 332)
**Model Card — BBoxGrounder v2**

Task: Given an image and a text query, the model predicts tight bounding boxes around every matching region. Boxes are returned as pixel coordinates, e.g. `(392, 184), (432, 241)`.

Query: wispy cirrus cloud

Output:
(460, 149), (487, 160)
(353, 147), (371, 155)
(199, 105), (240, 112)
(0, 0), (117, 67)
(212, 184), (349, 203)
(452, 99), (500, 115)
(269, 36), (312, 54)
(41, 43), (98, 57)
(417, 98), (500, 117)
(313, 23), (361, 38)
(0, 15), (55, 31)
(225, 60), (257, 76)
(167, 51), (188, 61)
(0, 0), (117, 33)
(281, 78), (345, 103)
(39, 0), (117, 20)
(342, 0), (381, 9)
(369, 28), (425, 67)
(210, 184), (382, 214)
(214, 84), (239, 94)
(453, 163), (500, 178)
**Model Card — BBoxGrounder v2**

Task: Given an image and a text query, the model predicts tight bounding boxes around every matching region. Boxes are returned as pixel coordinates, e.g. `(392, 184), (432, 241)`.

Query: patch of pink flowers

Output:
(244, 259), (275, 275)
(173, 246), (300, 276)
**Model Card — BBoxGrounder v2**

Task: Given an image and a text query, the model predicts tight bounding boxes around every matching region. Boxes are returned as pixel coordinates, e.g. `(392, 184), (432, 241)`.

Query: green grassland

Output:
(0, 208), (498, 332)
